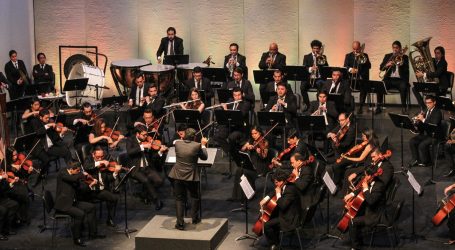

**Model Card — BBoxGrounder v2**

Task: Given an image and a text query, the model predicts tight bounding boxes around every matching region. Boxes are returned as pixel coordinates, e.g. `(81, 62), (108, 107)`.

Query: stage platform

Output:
(135, 215), (229, 250)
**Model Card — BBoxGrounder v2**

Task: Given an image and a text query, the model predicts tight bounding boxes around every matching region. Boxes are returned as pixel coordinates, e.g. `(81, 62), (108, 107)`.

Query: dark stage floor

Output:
(5, 105), (455, 250)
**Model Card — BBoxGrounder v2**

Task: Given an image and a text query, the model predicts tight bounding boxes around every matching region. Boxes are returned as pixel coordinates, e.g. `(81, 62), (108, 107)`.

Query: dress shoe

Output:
(356, 108), (363, 115)
(175, 223), (185, 230)
(74, 238), (86, 247)
(418, 163), (427, 168)
(444, 170), (455, 177)
(106, 219), (117, 227)
(89, 234), (106, 240)
(374, 107), (382, 115)
(192, 218), (201, 224)
(0, 235), (7, 241)
(155, 200), (164, 211)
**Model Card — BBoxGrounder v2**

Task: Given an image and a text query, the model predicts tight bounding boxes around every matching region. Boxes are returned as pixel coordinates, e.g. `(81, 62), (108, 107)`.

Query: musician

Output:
(442, 183), (455, 244)
(184, 66), (213, 106)
(73, 102), (95, 150)
(225, 67), (255, 107)
(171, 124), (187, 146)
(126, 125), (165, 210)
(156, 27), (184, 64)
(307, 91), (339, 131)
(144, 84), (166, 118)
(412, 46), (449, 110)
(89, 118), (124, 153)
(321, 68), (353, 113)
(379, 40), (410, 114)
(259, 168), (301, 248)
(409, 95), (442, 168)
(0, 171), (19, 240)
(168, 128), (208, 230)
(327, 113), (355, 157)
(266, 81), (297, 128)
(4, 50), (29, 99)
(271, 129), (309, 169)
(258, 43), (286, 106)
(31, 109), (72, 175)
(32, 52), (54, 93)
(180, 88), (205, 113)
(443, 128), (455, 177)
(83, 146), (119, 227)
(21, 97), (53, 134)
(290, 153), (315, 207)
(263, 69), (293, 105)
(300, 40), (329, 110)
(344, 149), (393, 250)
(128, 72), (150, 121)
(134, 108), (161, 134)
(224, 43), (247, 81)
(214, 87), (250, 155)
(54, 161), (105, 247)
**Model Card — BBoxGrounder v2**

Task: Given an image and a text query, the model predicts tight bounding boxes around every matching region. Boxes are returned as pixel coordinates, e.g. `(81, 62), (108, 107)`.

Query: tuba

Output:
(409, 37), (437, 83)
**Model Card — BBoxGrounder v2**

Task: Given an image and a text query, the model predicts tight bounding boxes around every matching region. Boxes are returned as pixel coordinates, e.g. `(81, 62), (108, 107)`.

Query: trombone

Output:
(310, 45), (326, 87)
(350, 43), (367, 90)
(379, 45), (408, 79)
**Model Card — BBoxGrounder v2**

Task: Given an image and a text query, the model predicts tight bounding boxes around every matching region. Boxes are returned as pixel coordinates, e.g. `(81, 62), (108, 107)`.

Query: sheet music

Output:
(407, 171), (423, 195)
(240, 174), (255, 199)
(323, 171), (337, 195)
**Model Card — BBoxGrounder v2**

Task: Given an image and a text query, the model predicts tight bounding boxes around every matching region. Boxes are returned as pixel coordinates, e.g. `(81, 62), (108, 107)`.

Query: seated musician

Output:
(343, 149), (393, 250)
(270, 129), (308, 169)
(134, 108), (161, 135)
(183, 66), (214, 106)
(31, 109), (72, 175)
(290, 153), (315, 208)
(265, 81), (297, 128)
(144, 83), (165, 118)
(126, 125), (165, 210)
(54, 161), (105, 247)
(180, 88), (205, 113)
(320, 68), (353, 112)
(333, 128), (379, 188)
(21, 97), (54, 134)
(128, 72), (149, 121)
(412, 46), (449, 110)
(409, 95), (442, 168)
(32, 52), (54, 94)
(82, 146), (119, 227)
(213, 87), (250, 155)
(443, 127), (455, 177)
(259, 168), (300, 248)
(225, 67), (255, 108)
(307, 91), (339, 132)
(0, 170), (19, 240)
(264, 70), (293, 106)
(327, 113), (355, 158)
(258, 43), (286, 106)
(88, 118), (124, 153)
(73, 102), (95, 151)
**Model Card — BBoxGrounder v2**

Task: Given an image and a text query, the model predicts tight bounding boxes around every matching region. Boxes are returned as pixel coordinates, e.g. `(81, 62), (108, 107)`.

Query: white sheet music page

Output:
(240, 174), (255, 199)
(407, 171), (423, 195)
(323, 171), (337, 195)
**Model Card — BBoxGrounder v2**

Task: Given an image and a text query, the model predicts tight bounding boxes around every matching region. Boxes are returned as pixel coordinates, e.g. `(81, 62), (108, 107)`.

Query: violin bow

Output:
(17, 140), (40, 166)
(109, 117), (120, 138)
(252, 122), (279, 148)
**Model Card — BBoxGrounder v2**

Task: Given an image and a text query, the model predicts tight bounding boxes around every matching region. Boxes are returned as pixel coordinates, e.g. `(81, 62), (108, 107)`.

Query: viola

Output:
(335, 123), (350, 147)
(83, 173), (97, 186)
(14, 153), (40, 174)
(99, 161), (130, 172)
(0, 169), (27, 185)
(55, 122), (75, 134)
(336, 140), (368, 164)
(269, 144), (296, 169)
(146, 136), (162, 151)
(104, 127), (122, 142)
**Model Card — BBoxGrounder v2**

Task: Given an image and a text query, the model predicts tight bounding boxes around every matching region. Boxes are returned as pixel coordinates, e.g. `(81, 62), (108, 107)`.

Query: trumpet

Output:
(205, 100), (241, 110)
(310, 45), (326, 87)
(379, 45), (408, 79)
(410, 111), (424, 134)
(228, 56), (236, 77)
(267, 53), (274, 69)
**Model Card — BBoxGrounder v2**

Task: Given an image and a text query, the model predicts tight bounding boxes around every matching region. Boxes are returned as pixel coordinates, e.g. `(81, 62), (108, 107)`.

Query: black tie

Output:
(170, 41), (174, 55)
(331, 82), (338, 94)
(14, 62), (18, 69)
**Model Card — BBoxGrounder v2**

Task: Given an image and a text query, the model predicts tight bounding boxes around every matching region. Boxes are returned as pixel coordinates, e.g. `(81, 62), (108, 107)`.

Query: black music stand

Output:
(389, 113), (415, 170)
(216, 89), (232, 104)
(63, 78), (89, 107)
(320, 67), (349, 80)
(114, 166), (138, 238)
(164, 54), (189, 66)
(253, 70), (274, 85)
(215, 109), (244, 176)
(201, 67), (227, 84)
(257, 111), (286, 147)
(7, 96), (33, 138)
(360, 80), (387, 129)
(102, 95), (128, 107)
(231, 150), (257, 242)
(13, 132), (37, 152)
(27, 81), (51, 96)
(436, 96), (455, 119)
(413, 82), (440, 95)
(328, 94), (345, 113)
(285, 66), (308, 93)
(173, 109), (201, 126)
(297, 115), (326, 146)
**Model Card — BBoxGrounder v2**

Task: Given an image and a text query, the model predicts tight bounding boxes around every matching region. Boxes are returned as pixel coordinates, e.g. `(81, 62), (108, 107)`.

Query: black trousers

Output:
(349, 215), (366, 249)
(57, 201), (96, 240)
(8, 184), (30, 223)
(90, 190), (118, 221)
(448, 210), (455, 240)
(380, 78), (408, 108)
(173, 179), (200, 225)
(35, 144), (71, 174)
(445, 143), (455, 171)
(409, 134), (434, 164)
(131, 166), (163, 201)
(0, 198), (19, 234)
(264, 217), (280, 245)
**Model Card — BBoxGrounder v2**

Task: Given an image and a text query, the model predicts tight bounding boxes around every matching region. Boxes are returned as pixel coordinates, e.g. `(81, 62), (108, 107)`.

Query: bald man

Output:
(258, 43), (287, 106)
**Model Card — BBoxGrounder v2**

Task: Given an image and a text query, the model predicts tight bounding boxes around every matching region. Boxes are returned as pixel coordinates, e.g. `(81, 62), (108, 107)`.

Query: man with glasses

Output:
(327, 113), (355, 157)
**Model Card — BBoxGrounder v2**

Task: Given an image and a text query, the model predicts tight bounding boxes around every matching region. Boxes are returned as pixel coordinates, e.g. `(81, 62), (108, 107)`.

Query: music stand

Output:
(328, 94), (345, 113)
(257, 111), (287, 147)
(173, 109), (201, 126)
(435, 96), (455, 118)
(413, 82), (440, 95)
(297, 115), (326, 146)
(13, 132), (37, 152)
(285, 66), (308, 93)
(102, 95), (128, 107)
(253, 70), (274, 85)
(27, 81), (51, 96)
(164, 54), (189, 66)
(7, 96), (33, 138)
(389, 113), (415, 170)
(63, 78), (89, 107)
(114, 166), (138, 238)
(320, 67), (349, 80)
(216, 89), (232, 104)
(201, 67), (227, 84)
(360, 80), (387, 129)
(231, 151), (257, 242)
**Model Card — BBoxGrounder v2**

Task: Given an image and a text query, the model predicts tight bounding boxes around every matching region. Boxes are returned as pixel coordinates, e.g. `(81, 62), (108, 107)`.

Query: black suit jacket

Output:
(265, 93), (297, 123)
(343, 52), (371, 80)
(83, 156), (119, 192)
(225, 98), (251, 128)
(330, 123), (355, 154)
(420, 107), (443, 138)
(224, 53), (247, 76)
(268, 183), (301, 232)
(428, 58), (449, 90)
(225, 79), (255, 106)
(128, 83), (150, 107)
(307, 100), (338, 130)
(31, 118), (65, 155)
(321, 80), (352, 106)
(54, 168), (84, 211)
(258, 52), (286, 70)
(32, 64), (54, 84)
(294, 164), (315, 208)
(4, 60), (28, 87)
(156, 36), (184, 58)
(144, 95), (166, 118)
(380, 53), (409, 81)
(183, 77), (214, 105)
(125, 136), (152, 168)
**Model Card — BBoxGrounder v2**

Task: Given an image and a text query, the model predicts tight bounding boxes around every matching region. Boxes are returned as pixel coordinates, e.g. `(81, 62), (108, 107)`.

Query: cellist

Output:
(343, 149), (393, 250)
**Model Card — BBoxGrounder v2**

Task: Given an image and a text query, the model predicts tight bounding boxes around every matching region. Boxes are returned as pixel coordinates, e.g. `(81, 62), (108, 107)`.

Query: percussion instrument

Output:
(110, 59), (151, 95)
(66, 63), (105, 107)
(140, 65), (175, 96)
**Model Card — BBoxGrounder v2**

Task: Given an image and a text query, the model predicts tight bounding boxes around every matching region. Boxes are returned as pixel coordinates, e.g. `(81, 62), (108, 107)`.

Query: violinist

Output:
(88, 118), (124, 153)
(21, 97), (53, 134)
(259, 168), (300, 249)
(126, 125), (165, 210)
(134, 108), (161, 135)
(82, 146), (119, 227)
(73, 102), (95, 149)
(327, 113), (355, 157)
(343, 149), (393, 250)
(0, 170), (19, 240)
(54, 161), (105, 247)
(180, 88), (205, 113)
(332, 128), (379, 188)
(144, 84), (165, 118)
(270, 129), (308, 169)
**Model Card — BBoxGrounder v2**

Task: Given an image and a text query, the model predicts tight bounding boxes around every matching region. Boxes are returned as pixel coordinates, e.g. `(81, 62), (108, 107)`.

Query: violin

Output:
(0, 169), (27, 185)
(14, 153), (39, 174)
(145, 135), (162, 151)
(99, 161), (130, 172)
(104, 127), (122, 142)
(336, 140), (368, 164)
(82, 173), (97, 186)
(334, 113), (352, 147)
(269, 144), (296, 169)
(55, 122), (75, 135)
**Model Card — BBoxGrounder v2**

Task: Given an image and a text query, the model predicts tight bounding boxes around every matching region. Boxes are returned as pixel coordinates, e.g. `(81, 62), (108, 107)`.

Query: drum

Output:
(66, 63), (105, 107)
(176, 63), (207, 82)
(110, 59), (150, 95)
(140, 64), (175, 96)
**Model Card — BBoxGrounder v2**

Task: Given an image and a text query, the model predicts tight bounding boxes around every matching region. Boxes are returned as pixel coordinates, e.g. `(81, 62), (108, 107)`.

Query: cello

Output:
(432, 191), (455, 226)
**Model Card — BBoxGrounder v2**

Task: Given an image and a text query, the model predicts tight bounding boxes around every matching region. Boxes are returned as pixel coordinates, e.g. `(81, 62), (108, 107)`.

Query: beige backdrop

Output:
(34, 0), (455, 102)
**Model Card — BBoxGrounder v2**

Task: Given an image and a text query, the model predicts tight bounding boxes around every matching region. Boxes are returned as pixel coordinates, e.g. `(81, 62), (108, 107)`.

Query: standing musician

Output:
(264, 70), (293, 108)
(443, 127), (455, 177)
(126, 125), (165, 210)
(21, 97), (54, 134)
(321, 68), (353, 113)
(156, 27), (184, 65)
(266, 81), (297, 128)
(213, 87), (250, 155)
(343, 41), (371, 115)
(168, 128), (208, 230)
(54, 161), (105, 247)
(343, 149), (394, 250)
(412, 46), (449, 110)
(258, 43), (287, 106)
(88, 118), (124, 153)
(4, 50), (29, 99)
(73, 102), (96, 151)
(225, 67), (255, 107)
(0, 169), (19, 240)
(183, 66), (214, 106)
(180, 88), (205, 113)
(300, 40), (329, 110)
(409, 95), (442, 168)
(82, 146), (119, 227)
(259, 168), (300, 249)
(379, 40), (410, 114)
(128, 72), (150, 121)
(32, 52), (54, 94)
(143, 84), (166, 118)
(270, 129), (309, 169)
(327, 113), (356, 158)
(307, 91), (339, 131)
(224, 43), (247, 81)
